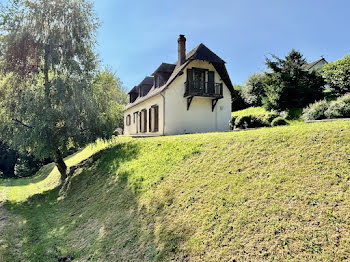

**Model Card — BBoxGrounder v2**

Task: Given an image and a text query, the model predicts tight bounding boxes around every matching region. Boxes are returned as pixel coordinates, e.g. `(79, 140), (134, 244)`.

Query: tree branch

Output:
(12, 118), (33, 129)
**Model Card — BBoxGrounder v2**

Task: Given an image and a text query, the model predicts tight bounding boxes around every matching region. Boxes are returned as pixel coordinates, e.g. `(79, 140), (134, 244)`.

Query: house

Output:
(123, 35), (233, 136)
(304, 57), (328, 72)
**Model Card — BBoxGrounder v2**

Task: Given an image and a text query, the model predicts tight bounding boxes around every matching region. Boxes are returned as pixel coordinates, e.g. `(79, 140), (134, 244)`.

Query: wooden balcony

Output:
(184, 81), (223, 98)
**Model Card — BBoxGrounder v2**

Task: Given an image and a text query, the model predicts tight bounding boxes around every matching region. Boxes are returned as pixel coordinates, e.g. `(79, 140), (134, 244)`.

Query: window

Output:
(140, 109), (147, 133)
(150, 105), (159, 132)
(133, 112), (138, 123)
(154, 105), (159, 132)
(126, 114), (131, 126)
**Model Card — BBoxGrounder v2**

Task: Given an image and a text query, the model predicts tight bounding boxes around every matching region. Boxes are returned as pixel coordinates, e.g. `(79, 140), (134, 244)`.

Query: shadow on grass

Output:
(2, 141), (191, 261)
(0, 164), (55, 188)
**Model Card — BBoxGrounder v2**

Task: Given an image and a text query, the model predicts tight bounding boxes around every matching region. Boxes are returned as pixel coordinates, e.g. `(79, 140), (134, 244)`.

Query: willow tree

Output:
(0, 0), (119, 181)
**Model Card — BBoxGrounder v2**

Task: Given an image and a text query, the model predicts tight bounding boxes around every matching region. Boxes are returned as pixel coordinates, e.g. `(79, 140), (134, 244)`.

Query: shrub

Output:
(302, 100), (329, 121)
(235, 115), (252, 129)
(302, 93), (350, 120)
(263, 111), (280, 124)
(231, 116), (238, 128)
(234, 115), (269, 129)
(271, 117), (289, 127)
(324, 94), (350, 118)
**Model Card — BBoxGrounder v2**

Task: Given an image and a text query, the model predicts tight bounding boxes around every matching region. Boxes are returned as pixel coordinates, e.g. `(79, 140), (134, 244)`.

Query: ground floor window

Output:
(140, 109), (147, 133)
(126, 114), (131, 126)
(149, 105), (159, 132)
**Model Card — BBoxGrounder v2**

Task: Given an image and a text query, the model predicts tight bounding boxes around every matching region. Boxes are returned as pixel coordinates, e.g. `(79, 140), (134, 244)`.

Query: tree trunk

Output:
(54, 150), (67, 182)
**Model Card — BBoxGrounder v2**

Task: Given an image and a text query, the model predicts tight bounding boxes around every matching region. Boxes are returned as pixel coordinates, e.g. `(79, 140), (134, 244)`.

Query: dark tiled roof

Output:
(304, 58), (328, 70)
(152, 63), (176, 76)
(124, 43), (233, 111)
(140, 76), (154, 86)
(127, 77), (154, 94)
(184, 43), (225, 64)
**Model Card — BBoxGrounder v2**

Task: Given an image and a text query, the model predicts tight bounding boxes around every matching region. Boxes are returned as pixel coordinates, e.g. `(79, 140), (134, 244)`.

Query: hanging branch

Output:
(12, 118), (33, 129)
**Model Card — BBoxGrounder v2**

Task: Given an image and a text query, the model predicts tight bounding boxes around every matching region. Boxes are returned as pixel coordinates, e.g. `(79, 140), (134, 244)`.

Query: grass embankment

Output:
(231, 106), (267, 117)
(1, 121), (350, 261)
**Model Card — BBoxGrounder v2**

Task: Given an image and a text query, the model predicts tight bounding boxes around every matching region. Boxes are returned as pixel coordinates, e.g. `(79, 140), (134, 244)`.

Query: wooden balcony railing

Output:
(184, 81), (223, 98)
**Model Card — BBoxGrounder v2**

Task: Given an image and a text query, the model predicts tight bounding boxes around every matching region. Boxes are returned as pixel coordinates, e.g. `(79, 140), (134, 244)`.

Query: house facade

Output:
(123, 35), (234, 136)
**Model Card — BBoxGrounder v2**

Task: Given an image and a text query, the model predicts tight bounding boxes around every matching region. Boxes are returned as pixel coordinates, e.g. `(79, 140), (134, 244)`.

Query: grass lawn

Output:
(231, 106), (268, 117)
(1, 121), (350, 261)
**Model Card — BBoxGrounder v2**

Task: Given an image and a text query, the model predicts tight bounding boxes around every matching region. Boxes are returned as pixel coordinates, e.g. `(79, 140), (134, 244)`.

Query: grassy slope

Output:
(231, 106), (267, 117)
(1, 121), (350, 261)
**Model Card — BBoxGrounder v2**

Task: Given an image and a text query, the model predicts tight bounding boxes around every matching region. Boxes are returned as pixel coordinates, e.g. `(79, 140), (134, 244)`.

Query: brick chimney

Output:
(178, 34), (186, 65)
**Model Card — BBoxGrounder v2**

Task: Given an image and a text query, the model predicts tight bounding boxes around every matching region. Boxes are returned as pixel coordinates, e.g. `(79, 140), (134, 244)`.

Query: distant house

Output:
(304, 57), (328, 72)
(123, 35), (233, 136)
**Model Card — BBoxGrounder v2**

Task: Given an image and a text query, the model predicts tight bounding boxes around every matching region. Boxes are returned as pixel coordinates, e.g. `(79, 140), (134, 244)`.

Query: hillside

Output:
(1, 121), (350, 261)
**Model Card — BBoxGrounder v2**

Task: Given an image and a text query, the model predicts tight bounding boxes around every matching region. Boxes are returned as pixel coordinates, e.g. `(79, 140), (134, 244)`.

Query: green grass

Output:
(1, 121), (350, 261)
(231, 106), (268, 117)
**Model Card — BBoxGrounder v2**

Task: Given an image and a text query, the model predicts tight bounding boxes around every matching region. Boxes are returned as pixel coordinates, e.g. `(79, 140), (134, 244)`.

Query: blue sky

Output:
(93, 0), (350, 91)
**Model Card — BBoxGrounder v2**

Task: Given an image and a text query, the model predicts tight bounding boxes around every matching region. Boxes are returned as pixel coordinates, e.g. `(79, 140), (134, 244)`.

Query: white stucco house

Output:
(123, 35), (234, 136)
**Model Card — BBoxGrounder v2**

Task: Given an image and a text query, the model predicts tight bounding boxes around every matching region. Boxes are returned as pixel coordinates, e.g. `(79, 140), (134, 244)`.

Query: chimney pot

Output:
(178, 34), (186, 65)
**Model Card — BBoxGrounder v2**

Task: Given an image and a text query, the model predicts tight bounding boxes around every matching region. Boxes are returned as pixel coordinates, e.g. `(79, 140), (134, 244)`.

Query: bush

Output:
(234, 115), (269, 129)
(263, 111), (280, 124)
(271, 117), (289, 127)
(324, 94), (350, 118)
(302, 100), (329, 121)
(235, 115), (252, 129)
(302, 93), (350, 120)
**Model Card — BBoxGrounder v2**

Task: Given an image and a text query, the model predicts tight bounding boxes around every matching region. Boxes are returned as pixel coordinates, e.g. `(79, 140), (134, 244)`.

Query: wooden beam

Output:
(212, 99), (219, 112)
(187, 96), (194, 111)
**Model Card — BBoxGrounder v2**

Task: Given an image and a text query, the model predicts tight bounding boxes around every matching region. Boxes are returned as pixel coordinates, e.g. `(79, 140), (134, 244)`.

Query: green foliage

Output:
(0, 141), (17, 177)
(303, 94), (350, 120)
(240, 73), (266, 106)
(322, 55), (350, 95)
(271, 117), (289, 127)
(263, 111), (280, 124)
(302, 100), (329, 121)
(234, 115), (269, 129)
(0, 0), (123, 177)
(324, 94), (350, 119)
(231, 85), (249, 111)
(93, 68), (127, 129)
(264, 49), (325, 111)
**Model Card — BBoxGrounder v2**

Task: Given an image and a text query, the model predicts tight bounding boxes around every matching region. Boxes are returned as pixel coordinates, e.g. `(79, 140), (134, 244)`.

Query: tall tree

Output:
(241, 73), (266, 106)
(0, 0), (119, 182)
(264, 50), (325, 111)
(322, 55), (350, 95)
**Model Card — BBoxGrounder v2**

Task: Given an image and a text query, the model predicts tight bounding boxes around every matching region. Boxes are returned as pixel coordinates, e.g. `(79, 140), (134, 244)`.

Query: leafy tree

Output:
(0, 141), (17, 177)
(241, 73), (266, 106)
(0, 0), (120, 181)
(93, 68), (127, 129)
(264, 49), (325, 111)
(231, 85), (248, 111)
(322, 55), (350, 95)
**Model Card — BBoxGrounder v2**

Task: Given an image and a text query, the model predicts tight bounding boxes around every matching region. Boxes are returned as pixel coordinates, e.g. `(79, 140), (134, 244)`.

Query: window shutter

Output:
(143, 110), (147, 133)
(208, 71), (215, 94)
(149, 108), (152, 132)
(154, 106), (159, 132)
(187, 69), (193, 94)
